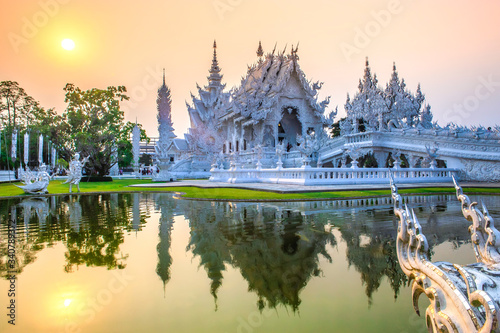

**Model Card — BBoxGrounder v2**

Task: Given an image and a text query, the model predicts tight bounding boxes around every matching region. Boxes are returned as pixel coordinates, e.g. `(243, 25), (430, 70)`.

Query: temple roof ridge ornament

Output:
(256, 41), (264, 59)
(228, 42), (331, 119)
(207, 39), (223, 90)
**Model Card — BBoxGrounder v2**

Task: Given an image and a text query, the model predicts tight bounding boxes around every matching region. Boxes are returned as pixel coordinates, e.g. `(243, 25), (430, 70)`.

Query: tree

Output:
(0, 81), (36, 129)
(59, 83), (137, 176)
(0, 82), (56, 170)
(330, 117), (344, 138)
(139, 153), (152, 166)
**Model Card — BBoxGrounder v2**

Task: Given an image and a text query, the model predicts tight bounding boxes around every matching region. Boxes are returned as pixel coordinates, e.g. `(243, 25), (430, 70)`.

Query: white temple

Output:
(152, 42), (500, 184)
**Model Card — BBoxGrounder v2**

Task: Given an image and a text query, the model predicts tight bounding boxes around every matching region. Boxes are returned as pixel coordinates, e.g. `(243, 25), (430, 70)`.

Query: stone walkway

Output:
(129, 179), (500, 194)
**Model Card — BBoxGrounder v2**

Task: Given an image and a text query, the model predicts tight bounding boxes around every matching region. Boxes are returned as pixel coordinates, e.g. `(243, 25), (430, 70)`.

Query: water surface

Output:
(1, 193), (497, 333)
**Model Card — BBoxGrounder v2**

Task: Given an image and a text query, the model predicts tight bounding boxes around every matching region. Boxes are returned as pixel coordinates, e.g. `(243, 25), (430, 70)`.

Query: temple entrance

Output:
(279, 106), (302, 146)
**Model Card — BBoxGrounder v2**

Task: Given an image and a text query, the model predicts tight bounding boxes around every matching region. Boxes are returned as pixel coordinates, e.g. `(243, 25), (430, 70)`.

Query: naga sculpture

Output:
(63, 152), (89, 193)
(391, 174), (500, 332)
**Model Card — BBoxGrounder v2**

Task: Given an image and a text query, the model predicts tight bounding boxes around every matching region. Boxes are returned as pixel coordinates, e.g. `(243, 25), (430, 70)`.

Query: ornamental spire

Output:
(156, 74), (176, 141)
(256, 41), (264, 58)
(208, 40), (223, 90)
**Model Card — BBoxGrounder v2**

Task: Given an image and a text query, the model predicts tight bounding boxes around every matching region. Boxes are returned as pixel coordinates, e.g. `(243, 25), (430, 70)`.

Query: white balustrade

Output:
(0, 170), (16, 182)
(209, 165), (460, 185)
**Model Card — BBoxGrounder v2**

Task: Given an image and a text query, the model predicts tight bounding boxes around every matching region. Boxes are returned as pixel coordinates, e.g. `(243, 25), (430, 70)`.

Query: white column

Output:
(11, 129), (18, 161)
(24, 132), (29, 166)
(51, 147), (57, 168)
(38, 134), (43, 166)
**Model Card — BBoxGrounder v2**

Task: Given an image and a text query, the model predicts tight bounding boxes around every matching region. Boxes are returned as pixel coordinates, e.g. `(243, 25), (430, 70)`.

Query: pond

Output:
(1, 193), (498, 333)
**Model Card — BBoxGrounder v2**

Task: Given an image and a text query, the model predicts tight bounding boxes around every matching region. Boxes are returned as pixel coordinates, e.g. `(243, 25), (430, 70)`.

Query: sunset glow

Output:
(1, 1), (500, 137)
(61, 39), (75, 51)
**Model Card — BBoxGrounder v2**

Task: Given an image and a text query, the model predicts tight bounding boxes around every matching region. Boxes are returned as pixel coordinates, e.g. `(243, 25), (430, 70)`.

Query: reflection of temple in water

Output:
(154, 194), (176, 293)
(178, 195), (478, 310)
(184, 201), (336, 311)
(0, 192), (490, 311)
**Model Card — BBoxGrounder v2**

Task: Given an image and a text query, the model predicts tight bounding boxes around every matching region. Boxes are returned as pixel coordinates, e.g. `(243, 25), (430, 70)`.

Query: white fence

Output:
(0, 171), (16, 182)
(210, 166), (460, 185)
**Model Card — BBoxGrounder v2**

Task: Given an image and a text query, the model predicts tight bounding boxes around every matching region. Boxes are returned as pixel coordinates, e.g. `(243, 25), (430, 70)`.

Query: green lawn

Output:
(0, 179), (499, 201)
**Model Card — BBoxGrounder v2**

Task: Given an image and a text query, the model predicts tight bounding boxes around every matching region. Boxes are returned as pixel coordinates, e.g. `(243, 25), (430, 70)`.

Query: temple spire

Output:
(162, 68), (166, 86)
(257, 41), (264, 58)
(207, 40), (223, 91)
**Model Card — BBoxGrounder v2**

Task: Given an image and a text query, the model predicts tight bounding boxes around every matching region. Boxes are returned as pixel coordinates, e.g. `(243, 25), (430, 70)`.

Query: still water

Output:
(0, 193), (498, 333)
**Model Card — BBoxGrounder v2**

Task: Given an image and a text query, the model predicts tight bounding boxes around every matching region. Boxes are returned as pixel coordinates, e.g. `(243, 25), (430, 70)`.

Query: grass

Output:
(1, 179), (499, 201)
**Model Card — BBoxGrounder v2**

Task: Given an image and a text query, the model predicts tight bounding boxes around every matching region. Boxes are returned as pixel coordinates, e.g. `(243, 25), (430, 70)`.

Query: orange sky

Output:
(1, 0), (500, 137)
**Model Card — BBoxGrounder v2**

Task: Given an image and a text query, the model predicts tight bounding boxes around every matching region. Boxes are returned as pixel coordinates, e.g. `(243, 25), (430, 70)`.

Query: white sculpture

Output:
(424, 143), (439, 168)
(391, 175), (500, 333)
(63, 152), (89, 193)
(16, 163), (51, 194)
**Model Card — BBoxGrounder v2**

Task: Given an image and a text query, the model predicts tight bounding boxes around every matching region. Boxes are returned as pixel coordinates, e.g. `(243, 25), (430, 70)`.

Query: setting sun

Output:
(61, 39), (75, 51)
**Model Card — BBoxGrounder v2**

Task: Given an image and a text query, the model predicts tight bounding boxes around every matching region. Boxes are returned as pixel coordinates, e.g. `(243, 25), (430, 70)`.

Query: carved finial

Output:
(365, 57), (369, 67)
(393, 62), (397, 71)
(282, 44), (287, 55)
(257, 41), (264, 58)
(272, 42), (277, 56)
(208, 40), (223, 88)
(162, 68), (166, 86)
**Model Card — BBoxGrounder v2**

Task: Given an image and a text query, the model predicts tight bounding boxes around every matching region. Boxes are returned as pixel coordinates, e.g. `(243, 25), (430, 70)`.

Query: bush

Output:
(81, 176), (113, 182)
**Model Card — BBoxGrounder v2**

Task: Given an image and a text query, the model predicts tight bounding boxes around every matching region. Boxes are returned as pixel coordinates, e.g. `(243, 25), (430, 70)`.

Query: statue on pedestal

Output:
(64, 153), (89, 193)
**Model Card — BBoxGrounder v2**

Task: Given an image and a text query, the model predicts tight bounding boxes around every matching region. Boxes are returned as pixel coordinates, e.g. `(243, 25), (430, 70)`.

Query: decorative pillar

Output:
(11, 129), (18, 176)
(38, 134), (43, 166)
(392, 151), (402, 169)
(109, 146), (119, 176)
(132, 124), (141, 178)
(51, 147), (57, 169)
(23, 132), (29, 167)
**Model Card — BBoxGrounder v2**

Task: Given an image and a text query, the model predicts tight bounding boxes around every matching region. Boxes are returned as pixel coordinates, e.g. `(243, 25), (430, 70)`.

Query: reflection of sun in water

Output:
(64, 299), (72, 307)
(61, 39), (75, 51)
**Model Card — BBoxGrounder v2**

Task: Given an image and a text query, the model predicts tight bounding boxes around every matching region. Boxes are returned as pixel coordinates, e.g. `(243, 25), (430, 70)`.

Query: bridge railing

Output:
(209, 166), (460, 185)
